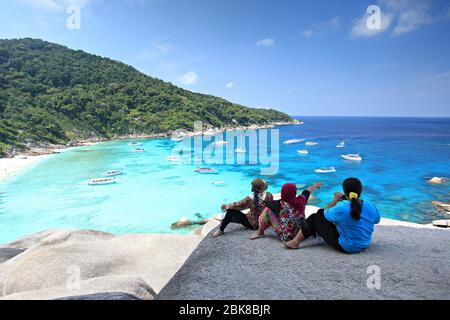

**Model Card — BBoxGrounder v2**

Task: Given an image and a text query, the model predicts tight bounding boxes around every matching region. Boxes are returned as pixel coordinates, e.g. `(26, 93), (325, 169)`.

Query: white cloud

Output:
(125, 0), (146, 6)
(256, 38), (274, 47)
(226, 81), (234, 89)
(302, 30), (314, 38)
(392, 5), (433, 35)
(351, 0), (435, 38)
(180, 71), (198, 85)
(152, 42), (176, 52)
(15, 0), (92, 12)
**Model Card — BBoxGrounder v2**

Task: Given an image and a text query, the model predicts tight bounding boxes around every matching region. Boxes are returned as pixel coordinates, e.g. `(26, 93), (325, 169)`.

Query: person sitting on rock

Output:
(213, 178), (273, 238)
(284, 178), (381, 254)
(250, 182), (321, 242)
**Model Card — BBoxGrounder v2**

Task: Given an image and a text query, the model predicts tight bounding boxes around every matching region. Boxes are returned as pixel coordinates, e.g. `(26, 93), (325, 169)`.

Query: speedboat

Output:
(341, 154), (362, 161)
(194, 167), (217, 174)
(132, 148), (145, 153)
(297, 150), (309, 155)
(337, 142), (345, 148)
(105, 170), (122, 177)
(305, 141), (318, 146)
(235, 148), (246, 153)
(283, 139), (304, 145)
(128, 142), (142, 146)
(89, 178), (117, 186)
(314, 167), (336, 174)
(214, 140), (228, 145)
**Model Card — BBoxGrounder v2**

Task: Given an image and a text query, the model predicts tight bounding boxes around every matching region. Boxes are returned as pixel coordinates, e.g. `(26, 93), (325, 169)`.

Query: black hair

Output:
(343, 178), (363, 221)
(253, 192), (262, 213)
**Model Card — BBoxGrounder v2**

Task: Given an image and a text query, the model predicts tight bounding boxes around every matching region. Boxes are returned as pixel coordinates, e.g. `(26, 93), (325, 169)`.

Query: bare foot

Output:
(212, 230), (225, 238)
(250, 230), (265, 240)
(284, 239), (300, 250)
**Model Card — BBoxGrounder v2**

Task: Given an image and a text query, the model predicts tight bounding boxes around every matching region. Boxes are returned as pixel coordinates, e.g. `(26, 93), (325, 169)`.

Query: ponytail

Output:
(343, 178), (363, 221)
(350, 198), (362, 221)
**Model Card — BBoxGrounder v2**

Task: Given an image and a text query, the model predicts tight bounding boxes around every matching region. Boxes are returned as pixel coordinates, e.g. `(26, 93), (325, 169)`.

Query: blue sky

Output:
(1, 0), (450, 117)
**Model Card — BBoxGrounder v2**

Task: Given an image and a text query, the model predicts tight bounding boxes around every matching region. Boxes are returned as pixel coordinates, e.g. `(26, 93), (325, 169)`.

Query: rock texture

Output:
(2, 275), (154, 300)
(158, 220), (450, 300)
(0, 230), (201, 300)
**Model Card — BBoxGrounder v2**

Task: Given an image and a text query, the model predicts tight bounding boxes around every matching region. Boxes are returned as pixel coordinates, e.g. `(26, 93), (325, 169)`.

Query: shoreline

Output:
(0, 120), (299, 182)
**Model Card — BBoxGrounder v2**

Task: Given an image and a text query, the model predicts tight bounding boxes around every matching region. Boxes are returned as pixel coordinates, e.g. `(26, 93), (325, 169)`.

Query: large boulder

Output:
(1, 275), (155, 300)
(0, 230), (201, 299)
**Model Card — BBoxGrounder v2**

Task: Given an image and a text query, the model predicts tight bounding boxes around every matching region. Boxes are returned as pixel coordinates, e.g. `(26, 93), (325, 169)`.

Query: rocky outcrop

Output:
(158, 219), (450, 300)
(0, 230), (201, 300)
(2, 275), (155, 300)
(428, 177), (446, 184)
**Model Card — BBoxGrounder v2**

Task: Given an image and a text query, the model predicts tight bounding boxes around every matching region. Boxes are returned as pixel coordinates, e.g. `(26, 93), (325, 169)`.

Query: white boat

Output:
(194, 167), (217, 174)
(89, 178), (117, 186)
(283, 139), (304, 145)
(105, 170), (122, 177)
(337, 142), (345, 148)
(314, 167), (336, 174)
(132, 148), (145, 153)
(341, 154), (362, 161)
(128, 142), (142, 146)
(212, 181), (225, 185)
(297, 150), (309, 155)
(235, 148), (246, 153)
(214, 140), (228, 145)
(167, 156), (182, 162)
(305, 141), (318, 146)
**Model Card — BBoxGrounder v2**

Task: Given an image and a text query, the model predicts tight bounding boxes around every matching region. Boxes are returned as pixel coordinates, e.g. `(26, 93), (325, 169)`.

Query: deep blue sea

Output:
(0, 116), (449, 244)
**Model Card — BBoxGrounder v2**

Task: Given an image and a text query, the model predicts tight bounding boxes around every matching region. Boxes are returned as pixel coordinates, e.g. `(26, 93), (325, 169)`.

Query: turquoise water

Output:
(0, 116), (449, 244)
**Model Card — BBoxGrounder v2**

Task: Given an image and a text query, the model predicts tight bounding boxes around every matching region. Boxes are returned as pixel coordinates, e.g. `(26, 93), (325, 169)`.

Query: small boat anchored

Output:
(194, 167), (217, 174)
(337, 142), (345, 148)
(297, 150), (309, 155)
(283, 139), (304, 145)
(235, 148), (246, 153)
(341, 154), (362, 161)
(88, 178), (117, 186)
(305, 141), (318, 146)
(132, 148), (145, 153)
(315, 167), (337, 174)
(214, 140), (228, 145)
(105, 170), (122, 177)
(128, 142), (142, 146)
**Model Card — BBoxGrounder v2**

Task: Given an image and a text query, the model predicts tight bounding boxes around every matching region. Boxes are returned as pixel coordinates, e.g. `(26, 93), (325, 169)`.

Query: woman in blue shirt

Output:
(284, 178), (381, 254)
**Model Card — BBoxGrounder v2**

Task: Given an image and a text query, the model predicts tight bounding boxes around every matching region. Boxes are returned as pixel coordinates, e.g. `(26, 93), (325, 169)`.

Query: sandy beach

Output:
(0, 155), (49, 183)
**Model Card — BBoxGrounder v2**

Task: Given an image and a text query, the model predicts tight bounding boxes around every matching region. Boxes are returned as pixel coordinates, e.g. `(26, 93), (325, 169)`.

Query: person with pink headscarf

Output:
(250, 182), (321, 242)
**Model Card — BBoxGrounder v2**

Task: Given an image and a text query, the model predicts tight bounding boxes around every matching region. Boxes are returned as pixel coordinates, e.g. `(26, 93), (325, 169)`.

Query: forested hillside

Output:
(0, 38), (292, 155)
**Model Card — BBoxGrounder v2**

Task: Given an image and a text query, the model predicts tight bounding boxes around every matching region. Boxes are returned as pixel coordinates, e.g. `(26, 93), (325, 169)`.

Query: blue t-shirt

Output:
(324, 201), (381, 254)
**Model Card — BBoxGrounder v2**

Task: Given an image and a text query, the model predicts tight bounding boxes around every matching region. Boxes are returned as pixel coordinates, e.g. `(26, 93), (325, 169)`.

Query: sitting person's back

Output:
(284, 177), (381, 254)
(324, 200), (380, 253)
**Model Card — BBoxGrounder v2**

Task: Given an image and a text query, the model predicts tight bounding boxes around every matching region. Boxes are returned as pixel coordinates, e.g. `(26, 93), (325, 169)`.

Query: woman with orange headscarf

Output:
(250, 182), (321, 242)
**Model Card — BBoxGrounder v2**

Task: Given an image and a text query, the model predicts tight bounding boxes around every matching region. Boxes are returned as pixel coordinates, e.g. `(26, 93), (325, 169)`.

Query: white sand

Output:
(0, 155), (48, 183)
